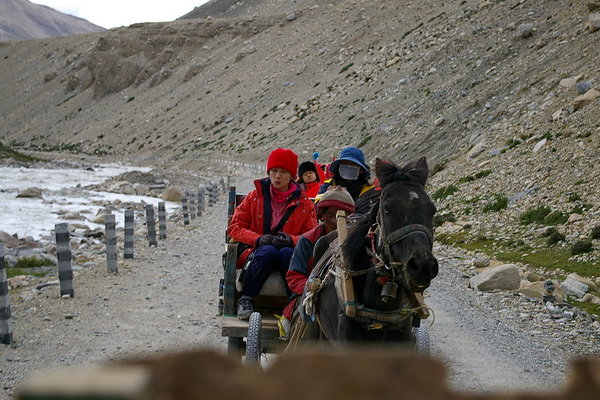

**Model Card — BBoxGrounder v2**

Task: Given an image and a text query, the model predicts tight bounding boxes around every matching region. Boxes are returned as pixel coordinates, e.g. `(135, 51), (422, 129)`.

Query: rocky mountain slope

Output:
(0, 0), (598, 273)
(0, 0), (105, 42)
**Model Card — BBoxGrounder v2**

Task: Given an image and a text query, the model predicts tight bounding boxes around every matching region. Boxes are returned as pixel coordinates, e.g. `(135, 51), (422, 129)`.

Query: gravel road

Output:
(1, 172), (598, 398)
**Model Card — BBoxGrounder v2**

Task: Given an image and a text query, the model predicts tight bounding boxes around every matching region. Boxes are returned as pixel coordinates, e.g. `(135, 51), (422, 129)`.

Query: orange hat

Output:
(266, 148), (299, 178)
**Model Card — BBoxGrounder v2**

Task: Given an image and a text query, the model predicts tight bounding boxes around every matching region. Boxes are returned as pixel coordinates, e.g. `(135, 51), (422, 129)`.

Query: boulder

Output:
(517, 280), (566, 303)
(162, 187), (182, 202)
(523, 271), (544, 282)
(469, 264), (521, 291)
(573, 88), (600, 110)
(17, 187), (43, 198)
(532, 138), (547, 153)
(566, 273), (597, 291)
(0, 231), (20, 248)
(468, 142), (486, 159)
(581, 293), (600, 305)
(472, 256), (490, 268)
(559, 75), (581, 88)
(560, 277), (588, 298)
(590, 13), (600, 32)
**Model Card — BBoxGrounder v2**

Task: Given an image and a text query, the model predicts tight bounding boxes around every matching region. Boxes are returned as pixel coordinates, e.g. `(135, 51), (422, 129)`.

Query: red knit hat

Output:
(266, 148), (299, 178)
(317, 186), (356, 217)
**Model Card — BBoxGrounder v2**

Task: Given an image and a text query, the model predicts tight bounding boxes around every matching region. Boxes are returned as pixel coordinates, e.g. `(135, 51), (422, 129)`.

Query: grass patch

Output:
(7, 268), (49, 278)
(483, 194), (508, 212)
(433, 212), (456, 228)
(520, 206), (551, 224)
(357, 134), (372, 148)
(14, 256), (55, 269)
(437, 232), (598, 277)
(431, 159), (447, 176)
(568, 193), (581, 202)
(432, 184), (459, 200)
(572, 301), (600, 319)
(7, 257), (54, 278)
(572, 240), (593, 255)
(0, 142), (41, 162)
(339, 63), (354, 74)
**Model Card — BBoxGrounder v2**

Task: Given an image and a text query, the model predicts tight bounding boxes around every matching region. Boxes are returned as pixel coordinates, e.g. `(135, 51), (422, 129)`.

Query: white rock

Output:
(532, 138), (546, 153)
(469, 264), (521, 291)
(468, 142), (486, 159)
(472, 256), (490, 268)
(560, 278), (588, 298)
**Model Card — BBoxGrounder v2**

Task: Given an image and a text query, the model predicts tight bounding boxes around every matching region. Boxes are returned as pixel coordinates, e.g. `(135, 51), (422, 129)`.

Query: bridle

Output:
(308, 179), (435, 332)
(366, 180), (434, 296)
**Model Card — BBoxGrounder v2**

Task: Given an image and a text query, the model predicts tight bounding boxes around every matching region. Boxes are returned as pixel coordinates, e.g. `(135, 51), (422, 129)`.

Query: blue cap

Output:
(330, 147), (370, 178)
(312, 152), (320, 160)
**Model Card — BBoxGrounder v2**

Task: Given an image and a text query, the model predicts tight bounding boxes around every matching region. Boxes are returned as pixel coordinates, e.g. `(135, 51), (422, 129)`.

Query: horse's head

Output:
(373, 157), (438, 293)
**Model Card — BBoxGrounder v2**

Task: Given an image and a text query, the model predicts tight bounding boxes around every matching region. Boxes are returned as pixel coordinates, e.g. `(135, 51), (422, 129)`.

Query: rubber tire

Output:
(227, 336), (244, 360)
(413, 325), (430, 355)
(245, 312), (262, 366)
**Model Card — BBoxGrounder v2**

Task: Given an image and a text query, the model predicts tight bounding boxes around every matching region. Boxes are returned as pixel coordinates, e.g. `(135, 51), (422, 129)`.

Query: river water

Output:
(0, 164), (178, 241)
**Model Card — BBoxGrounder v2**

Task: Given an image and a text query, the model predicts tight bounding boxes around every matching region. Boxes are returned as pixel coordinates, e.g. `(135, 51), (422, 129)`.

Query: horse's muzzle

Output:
(406, 249), (439, 291)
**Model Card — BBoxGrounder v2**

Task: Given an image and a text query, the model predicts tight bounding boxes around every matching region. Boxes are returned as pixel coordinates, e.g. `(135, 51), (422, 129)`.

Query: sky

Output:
(31, 0), (210, 29)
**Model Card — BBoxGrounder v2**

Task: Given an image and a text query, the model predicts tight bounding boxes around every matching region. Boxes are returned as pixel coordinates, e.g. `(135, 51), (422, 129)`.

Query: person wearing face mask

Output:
(315, 146), (380, 215)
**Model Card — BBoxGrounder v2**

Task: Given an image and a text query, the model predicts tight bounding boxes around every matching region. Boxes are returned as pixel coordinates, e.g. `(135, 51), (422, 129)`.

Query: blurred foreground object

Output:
(15, 349), (600, 400)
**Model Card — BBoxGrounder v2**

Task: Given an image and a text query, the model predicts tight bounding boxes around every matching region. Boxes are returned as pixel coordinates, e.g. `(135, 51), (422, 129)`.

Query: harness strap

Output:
(385, 224), (433, 248)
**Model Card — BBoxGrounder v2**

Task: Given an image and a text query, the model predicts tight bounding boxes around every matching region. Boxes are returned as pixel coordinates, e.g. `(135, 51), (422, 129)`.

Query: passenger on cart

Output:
(278, 186), (356, 338)
(315, 146), (380, 215)
(227, 148), (317, 320)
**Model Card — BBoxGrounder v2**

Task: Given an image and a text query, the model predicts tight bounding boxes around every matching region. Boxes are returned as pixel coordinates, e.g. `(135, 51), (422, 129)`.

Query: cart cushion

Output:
(235, 270), (287, 297)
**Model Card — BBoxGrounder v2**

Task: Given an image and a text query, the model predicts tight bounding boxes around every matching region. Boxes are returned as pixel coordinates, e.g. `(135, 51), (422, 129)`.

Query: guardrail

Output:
(1, 176), (227, 344)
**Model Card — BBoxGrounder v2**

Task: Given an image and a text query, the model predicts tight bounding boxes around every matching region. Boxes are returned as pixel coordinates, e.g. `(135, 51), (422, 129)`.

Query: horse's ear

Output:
(401, 157), (429, 187)
(375, 158), (398, 187)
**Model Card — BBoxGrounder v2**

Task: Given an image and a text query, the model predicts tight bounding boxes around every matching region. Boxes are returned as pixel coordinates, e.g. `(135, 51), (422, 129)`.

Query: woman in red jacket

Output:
(227, 148), (317, 319)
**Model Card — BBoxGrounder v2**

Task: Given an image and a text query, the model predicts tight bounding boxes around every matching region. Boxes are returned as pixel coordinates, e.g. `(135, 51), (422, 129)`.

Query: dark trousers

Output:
(242, 245), (293, 297)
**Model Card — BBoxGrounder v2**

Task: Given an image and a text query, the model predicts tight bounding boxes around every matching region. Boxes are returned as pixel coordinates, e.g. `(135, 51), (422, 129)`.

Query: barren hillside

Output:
(0, 0), (104, 42)
(0, 0), (598, 274)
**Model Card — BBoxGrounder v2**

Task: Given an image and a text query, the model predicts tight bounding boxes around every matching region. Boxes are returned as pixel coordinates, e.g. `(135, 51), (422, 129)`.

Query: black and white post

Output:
(54, 223), (74, 298)
(124, 210), (134, 259)
(146, 204), (158, 247)
(105, 213), (118, 273)
(208, 183), (216, 207)
(182, 197), (190, 226)
(188, 192), (196, 220)
(158, 202), (167, 239)
(0, 244), (13, 345)
(197, 187), (205, 216)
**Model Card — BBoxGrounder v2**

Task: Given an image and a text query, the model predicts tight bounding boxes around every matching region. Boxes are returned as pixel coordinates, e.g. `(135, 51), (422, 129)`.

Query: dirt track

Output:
(1, 170), (598, 398)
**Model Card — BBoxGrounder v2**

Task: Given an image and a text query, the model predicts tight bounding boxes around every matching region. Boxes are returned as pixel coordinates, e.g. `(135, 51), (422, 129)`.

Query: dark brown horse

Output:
(305, 157), (438, 344)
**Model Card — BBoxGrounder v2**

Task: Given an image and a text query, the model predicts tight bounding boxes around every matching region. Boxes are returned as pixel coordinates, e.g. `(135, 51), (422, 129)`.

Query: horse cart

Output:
(219, 159), (435, 364)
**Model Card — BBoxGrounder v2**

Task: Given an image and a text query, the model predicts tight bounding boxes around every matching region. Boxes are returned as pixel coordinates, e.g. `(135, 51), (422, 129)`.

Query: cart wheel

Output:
(413, 325), (430, 355)
(245, 312), (262, 366)
(227, 336), (244, 359)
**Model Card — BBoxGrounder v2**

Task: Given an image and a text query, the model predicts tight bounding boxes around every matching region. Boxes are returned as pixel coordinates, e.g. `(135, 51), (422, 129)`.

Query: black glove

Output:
(272, 232), (293, 248)
(256, 234), (274, 247)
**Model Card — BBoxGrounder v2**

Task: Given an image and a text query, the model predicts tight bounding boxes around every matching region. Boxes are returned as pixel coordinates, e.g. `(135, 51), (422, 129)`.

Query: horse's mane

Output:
(339, 157), (429, 270)
(341, 205), (378, 270)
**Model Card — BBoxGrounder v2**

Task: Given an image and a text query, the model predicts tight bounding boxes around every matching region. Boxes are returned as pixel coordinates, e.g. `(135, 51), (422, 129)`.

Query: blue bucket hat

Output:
(330, 147), (370, 178)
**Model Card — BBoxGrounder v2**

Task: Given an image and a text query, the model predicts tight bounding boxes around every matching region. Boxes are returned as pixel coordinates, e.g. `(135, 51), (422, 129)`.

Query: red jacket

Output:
(227, 178), (317, 268)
